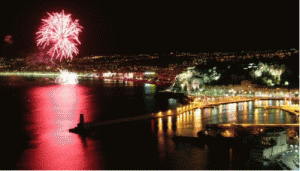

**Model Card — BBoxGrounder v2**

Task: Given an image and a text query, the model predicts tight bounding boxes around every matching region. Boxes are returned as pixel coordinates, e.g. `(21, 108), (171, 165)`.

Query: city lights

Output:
(2, 0), (299, 169)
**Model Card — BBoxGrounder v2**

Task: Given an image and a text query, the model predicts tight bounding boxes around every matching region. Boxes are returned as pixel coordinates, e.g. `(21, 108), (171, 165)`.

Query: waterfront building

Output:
(250, 127), (288, 160)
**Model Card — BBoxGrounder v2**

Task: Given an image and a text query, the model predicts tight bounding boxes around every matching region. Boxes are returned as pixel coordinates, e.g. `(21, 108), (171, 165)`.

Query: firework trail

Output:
(36, 10), (83, 61)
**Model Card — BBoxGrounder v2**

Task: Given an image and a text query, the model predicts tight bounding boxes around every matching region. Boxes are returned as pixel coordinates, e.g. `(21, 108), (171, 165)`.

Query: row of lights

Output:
(156, 104), (195, 117)
(156, 95), (293, 118)
(175, 97), (251, 116)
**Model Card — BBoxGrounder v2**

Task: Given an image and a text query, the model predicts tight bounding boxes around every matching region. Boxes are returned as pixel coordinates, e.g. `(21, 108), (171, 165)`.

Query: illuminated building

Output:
(250, 127), (288, 160)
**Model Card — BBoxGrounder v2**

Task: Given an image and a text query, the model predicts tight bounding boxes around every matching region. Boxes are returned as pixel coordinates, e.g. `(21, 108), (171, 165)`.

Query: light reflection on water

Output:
(170, 100), (298, 137)
(16, 84), (103, 170)
(9, 80), (299, 170)
(154, 99), (298, 169)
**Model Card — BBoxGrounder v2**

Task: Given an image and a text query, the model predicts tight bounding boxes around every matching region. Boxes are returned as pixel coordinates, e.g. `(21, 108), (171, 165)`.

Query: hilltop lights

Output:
(285, 81), (289, 86)
(214, 75), (221, 80)
(251, 62), (285, 86)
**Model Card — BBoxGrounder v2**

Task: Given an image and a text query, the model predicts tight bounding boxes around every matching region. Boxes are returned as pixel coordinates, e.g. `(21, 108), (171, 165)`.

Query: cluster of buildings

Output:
(0, 48), (298, 95)
(204, 124), (299, 170)
(183, 81), (299, 98)
(0, 49), (297, 81)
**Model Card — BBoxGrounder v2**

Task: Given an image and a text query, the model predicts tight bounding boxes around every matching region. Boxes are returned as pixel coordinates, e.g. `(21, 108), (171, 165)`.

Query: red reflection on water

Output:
(151, 119), (155, 133)
(31, 85), (86, 146)
(17, 84), (102, 170)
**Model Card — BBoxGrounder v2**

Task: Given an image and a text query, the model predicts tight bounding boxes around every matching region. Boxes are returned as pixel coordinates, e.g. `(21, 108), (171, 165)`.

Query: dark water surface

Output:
(0, 77), (298, 169)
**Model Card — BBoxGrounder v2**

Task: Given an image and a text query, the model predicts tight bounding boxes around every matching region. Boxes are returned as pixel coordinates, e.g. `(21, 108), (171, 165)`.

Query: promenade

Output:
(0, 71), (94, 78)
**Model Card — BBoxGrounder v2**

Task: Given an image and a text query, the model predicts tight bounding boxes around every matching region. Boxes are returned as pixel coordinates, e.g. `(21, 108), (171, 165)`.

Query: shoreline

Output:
(69, 96), (299, 135)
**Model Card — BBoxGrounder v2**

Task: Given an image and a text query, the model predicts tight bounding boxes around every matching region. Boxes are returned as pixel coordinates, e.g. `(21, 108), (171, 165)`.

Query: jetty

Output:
(280, 105), (299, 115)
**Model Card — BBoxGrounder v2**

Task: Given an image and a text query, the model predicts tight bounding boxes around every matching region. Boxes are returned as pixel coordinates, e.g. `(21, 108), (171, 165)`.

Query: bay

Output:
(0, 77), (298, 169)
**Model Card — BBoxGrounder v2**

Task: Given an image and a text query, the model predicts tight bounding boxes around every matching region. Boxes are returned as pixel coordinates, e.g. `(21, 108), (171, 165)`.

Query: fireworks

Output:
(36, 10), (83, 61)
(55, 69), (79, 84)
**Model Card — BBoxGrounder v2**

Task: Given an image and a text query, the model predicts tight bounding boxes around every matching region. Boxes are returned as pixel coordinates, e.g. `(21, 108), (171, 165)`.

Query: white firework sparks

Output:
(55, 69), (79, 84)
(36, 10), (83, 61)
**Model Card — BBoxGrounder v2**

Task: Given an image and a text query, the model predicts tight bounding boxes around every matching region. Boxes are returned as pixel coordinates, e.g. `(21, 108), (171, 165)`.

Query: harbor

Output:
(69, 95), (299, 135)
(2, 77), (299, 169)
(68, 93), (299, 170)
(69, 96), (254, 133)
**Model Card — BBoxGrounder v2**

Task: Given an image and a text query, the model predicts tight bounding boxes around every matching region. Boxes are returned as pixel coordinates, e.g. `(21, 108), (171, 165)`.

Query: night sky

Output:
(1, 0), (299, 57)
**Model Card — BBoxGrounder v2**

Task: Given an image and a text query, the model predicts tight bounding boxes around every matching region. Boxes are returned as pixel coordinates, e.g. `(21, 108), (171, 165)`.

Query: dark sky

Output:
(1, 0), (299, 57)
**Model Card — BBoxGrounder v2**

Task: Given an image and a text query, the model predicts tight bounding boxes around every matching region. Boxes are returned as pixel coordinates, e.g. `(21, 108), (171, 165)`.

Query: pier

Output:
(253, 105), (299, 115)
(280, 105), (299, 116)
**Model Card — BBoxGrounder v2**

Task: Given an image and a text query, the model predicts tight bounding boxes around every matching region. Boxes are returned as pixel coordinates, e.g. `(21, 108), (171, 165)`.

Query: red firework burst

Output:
(36, 10), (83, 61)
